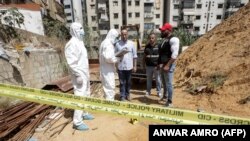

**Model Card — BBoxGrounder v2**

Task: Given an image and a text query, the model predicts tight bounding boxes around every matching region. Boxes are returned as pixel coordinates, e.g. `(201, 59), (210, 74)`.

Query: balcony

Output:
(144, 12), (154, 19)
(181, 0), (195, 9)
(98, 3), (106, 12)
(181, 20), (194, 24)
(226, 0), (244, 9)
(99, 30), (108, 35)
(99, 14), (109, 22)
(144, 0), (154, 3)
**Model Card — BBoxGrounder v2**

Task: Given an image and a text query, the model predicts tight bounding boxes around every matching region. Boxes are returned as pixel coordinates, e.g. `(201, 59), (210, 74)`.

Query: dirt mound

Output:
(175, 3), (250, 117)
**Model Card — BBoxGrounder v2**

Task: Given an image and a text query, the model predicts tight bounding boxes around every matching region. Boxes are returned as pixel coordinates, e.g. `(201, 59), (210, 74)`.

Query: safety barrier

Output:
(0, 83), (249, 125)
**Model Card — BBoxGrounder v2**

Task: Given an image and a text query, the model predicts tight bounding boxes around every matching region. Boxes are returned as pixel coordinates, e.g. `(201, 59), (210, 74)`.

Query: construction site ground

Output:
(32, 80), (249, 141)
(32, 3), (250, 139)
(1, 2), (250, 141)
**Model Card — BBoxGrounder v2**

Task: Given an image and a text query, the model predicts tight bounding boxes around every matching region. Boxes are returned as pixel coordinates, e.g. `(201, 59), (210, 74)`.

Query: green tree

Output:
(43, 16), (70, 40)
(173, 27), (197, 54)
(0, 8), (24, 42)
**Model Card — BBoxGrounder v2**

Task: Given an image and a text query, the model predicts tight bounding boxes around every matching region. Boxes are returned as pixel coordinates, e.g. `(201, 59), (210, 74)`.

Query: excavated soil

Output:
(175, 3), (250, 118)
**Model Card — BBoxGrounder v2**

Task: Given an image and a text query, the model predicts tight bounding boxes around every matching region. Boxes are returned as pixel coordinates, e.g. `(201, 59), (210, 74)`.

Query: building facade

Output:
(165, 0), (249, 35)
(63, 0), (249, 42)
(64, 0), (164, 43)
(0, 3), (45, 35)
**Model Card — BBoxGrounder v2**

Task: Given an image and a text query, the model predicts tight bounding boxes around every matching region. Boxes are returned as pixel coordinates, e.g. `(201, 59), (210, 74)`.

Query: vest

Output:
(158, 36), (174, 64)
(144, 43), (159, 66)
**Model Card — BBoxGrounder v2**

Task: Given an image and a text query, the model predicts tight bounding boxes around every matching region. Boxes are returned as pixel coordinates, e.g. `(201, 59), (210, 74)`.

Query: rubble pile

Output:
(175, 3), (250, 116)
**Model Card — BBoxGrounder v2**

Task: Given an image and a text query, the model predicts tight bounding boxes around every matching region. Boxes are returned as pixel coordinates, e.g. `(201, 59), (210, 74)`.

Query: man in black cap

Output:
(158, 23), (180, 107)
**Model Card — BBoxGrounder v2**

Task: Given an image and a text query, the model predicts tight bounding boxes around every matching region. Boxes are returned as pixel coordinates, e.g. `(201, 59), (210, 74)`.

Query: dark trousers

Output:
(118, 70), (132, 99)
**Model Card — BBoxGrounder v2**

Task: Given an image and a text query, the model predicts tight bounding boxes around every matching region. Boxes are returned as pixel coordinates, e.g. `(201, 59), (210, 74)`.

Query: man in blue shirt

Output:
(115, 28), (137, 101)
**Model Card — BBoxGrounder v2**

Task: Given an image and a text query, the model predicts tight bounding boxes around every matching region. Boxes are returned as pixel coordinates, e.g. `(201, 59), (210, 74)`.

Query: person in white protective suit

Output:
(65, 22), (94, 131)
(99, 29), (120, 100)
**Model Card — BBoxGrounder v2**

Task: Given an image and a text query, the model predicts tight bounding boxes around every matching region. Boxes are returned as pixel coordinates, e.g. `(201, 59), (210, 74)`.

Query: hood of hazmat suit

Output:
(99, 29), (119, 73)
(99, 29), (119, 100)
(65, 22), (90, 96)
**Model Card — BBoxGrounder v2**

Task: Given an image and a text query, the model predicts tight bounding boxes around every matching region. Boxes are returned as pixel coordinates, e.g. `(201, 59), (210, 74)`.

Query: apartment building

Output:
(63, 0), (85, 26)
(0, 0), (65, 22)
(166, 0), (249, 35)
(64, 0), (164, 42)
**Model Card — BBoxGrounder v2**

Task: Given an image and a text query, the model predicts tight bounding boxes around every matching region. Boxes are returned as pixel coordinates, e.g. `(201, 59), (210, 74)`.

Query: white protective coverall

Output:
(65, 22), (90, 126)
(99, 29), (119, 100)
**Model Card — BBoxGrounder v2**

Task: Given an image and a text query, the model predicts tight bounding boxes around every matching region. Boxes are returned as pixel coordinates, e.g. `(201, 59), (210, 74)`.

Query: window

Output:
(156, 14), (160, 18)
(135, 12), (140, 17)
(216, 15), (222, 19)
(64, 5), (70, 8)
(90, 4), (95, 9)
(155, 25), (160, 28)
(173, 0), (179, 3)
(128, 0), (131, 6)
(114, 24), (119, 29)
(128, 13), (132, 18)
(144, 23), (154, 29)
(91, 16), (96, 21)
(92, 27), (97, 31)
(183, 0), (195, 8)
(113, 1), (118, 6)
(196, 4), (202, 8)
(173, 16), (179, 21)
(240, 3), (245, 7)
(66, 13), (71, 16)
(174, 4), (179, 9)
(194, 26), (200, 31)
(114, 13), (118, 18)
(196, 15), (201, 20)
(135, 0), (140, 6)
(218, 4), (223, 8)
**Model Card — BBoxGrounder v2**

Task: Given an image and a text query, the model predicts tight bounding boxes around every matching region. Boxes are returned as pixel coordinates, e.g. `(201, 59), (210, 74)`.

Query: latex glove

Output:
(76, 76), (83, 85)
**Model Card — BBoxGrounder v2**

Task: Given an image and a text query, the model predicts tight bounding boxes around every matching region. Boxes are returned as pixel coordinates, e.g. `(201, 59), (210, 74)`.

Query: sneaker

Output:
(160, 95), (167, 101)
(145, 92), (150, 97)
(120, 97), (126, 101)
(165, 102), (173, 108)
(73, 123), (89, 131)
(157, 93), (162, 98)
(83, 114), (94, 120)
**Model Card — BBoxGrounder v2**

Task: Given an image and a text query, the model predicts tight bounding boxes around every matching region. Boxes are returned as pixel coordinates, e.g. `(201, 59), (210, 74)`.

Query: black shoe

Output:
(165, 102), (173, 107)
(165, 100), (173, 107)
(160, 96), (167, 101)
(120, 97), (126, 101)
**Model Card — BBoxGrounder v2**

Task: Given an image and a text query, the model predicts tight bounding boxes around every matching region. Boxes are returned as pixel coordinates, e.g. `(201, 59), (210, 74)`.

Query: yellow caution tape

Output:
(0, 83), (249, 125)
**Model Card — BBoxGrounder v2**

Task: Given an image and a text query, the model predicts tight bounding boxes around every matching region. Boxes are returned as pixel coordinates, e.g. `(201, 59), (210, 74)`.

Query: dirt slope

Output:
(175, 3), (250, 117)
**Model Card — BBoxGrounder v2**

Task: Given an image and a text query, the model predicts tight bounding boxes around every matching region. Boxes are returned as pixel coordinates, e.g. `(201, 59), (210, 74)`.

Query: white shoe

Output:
(145, 92), (150, 97)
(158, 93), (162, 98)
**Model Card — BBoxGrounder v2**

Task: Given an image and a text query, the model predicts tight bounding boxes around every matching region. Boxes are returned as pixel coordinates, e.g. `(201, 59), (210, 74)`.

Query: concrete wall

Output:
(0, 49), (67, 88)
(19, 9), (45, 36)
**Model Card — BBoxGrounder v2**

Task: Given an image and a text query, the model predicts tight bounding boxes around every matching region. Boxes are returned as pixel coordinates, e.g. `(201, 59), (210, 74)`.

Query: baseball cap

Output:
(159, 23), (172, 32)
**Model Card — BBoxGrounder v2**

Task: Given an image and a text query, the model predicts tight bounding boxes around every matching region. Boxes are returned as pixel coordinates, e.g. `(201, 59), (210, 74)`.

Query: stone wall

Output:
(0, 49), (67, 88)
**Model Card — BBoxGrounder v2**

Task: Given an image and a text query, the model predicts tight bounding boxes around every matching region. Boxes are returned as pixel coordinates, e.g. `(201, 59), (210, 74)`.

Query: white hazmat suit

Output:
(99, 29), (119, 100)
(65, 22), (90, 127)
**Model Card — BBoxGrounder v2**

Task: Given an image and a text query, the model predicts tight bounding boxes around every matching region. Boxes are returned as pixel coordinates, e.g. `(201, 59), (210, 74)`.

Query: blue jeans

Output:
(146, 66), (161, 95)
(161, 64), (175, 103)
(118, 70), (132, 99)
